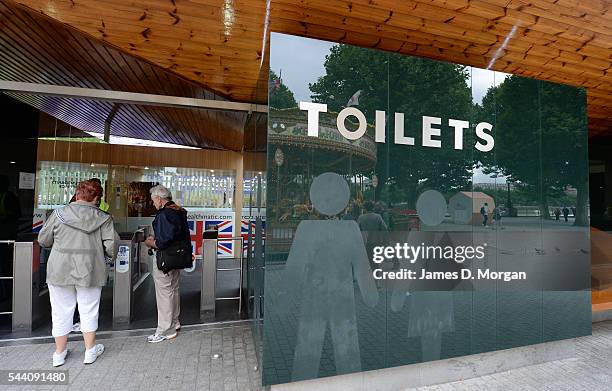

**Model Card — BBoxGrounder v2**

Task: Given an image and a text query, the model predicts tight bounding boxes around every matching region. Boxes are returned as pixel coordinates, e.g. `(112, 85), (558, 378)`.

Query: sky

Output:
(270, 33), (509, 106)
(270, 33), (509, 183)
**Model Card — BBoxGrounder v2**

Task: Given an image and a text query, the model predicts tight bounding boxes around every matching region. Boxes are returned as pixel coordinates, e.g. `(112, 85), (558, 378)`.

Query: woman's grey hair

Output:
(150, 185), (172, 201)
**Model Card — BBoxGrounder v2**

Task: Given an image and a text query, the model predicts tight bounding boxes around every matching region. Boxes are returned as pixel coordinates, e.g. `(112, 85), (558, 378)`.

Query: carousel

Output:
(267, 107), (378, 253)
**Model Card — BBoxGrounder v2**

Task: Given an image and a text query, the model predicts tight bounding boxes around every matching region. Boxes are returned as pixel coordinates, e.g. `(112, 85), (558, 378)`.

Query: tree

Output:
(269, 70), (297, 109)
(478, 76), (589, 225)
(309, 45), (476, 207)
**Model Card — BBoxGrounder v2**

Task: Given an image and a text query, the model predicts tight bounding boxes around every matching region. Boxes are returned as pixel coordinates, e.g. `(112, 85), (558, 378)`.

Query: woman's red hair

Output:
(76, 180), (103, 202)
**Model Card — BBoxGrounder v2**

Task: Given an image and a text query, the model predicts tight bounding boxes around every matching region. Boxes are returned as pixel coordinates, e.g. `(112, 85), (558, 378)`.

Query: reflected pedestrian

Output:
(493, 206), (503, 229)
(480, 202), (490, 227)
(358, 201), (388, 271)
(562, 207), (569, 222)
(342, 201), (360, 221)
(554, 208), (561, 221)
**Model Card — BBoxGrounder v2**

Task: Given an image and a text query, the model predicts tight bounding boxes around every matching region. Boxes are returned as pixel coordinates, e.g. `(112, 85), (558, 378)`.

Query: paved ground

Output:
(0, 325), (261, 391)
(409, 321), (612, 391)
(4, 322), (612, 390)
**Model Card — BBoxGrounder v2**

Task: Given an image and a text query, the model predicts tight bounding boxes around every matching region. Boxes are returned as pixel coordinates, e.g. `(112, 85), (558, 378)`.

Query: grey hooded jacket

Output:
(38, 201), (119, 287)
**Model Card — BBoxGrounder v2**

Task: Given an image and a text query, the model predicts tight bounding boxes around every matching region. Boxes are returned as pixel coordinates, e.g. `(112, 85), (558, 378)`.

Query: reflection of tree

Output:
(479, 76), (589, 225)
(309, 45), (475, 207)
(269, 70), (298, 109)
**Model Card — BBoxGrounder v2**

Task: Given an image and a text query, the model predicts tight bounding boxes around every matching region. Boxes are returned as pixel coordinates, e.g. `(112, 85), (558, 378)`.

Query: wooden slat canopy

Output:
(0, 0), (261, 150)
(6, 0), (612, 138)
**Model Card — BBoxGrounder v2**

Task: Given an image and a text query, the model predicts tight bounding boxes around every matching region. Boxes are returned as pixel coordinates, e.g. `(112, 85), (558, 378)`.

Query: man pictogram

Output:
(281, 172), (379, 381)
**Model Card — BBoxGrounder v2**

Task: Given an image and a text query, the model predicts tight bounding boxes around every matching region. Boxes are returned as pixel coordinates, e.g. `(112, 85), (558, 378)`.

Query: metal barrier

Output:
(200, 237), (244, 319)
(113, 229), (146, 326)
(216, 237), (244, 312)
(200, 239), (217, 318)
(0, 240), (15, 318)
(0, 241), (37, 333)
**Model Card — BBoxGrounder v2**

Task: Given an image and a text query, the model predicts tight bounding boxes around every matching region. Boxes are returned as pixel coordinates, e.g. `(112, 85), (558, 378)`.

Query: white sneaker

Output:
(53, 349), (69, 367)
(83, 344), (105, 364)
(147, 332), (177, 343)
(71, 322), (81, 333)
(175, 323), (181, 331)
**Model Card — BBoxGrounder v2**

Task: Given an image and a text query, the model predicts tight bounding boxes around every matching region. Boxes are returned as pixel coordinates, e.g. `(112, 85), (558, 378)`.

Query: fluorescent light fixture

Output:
(9, 161), (16, 164)
(85, 132), (200, 150)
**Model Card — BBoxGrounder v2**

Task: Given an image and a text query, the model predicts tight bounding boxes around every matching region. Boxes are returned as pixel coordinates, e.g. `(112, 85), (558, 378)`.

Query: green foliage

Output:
(269, 70), (298, 109)
(478, 76), (589, 223)
(309, 45), (476, 207)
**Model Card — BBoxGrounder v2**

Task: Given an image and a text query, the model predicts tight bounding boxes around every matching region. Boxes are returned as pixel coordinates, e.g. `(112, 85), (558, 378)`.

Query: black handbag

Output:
(156, 240), (193, 274)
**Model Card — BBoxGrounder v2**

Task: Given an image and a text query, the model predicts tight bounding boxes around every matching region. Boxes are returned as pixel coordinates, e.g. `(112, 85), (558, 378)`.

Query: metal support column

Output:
(200, 238), (217, 318)
(254, 218), (264, 320)
(12, 242), (33, 333)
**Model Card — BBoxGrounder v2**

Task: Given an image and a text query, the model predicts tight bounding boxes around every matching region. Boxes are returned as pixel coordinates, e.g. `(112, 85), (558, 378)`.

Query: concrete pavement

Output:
(3, 321), (612, 390)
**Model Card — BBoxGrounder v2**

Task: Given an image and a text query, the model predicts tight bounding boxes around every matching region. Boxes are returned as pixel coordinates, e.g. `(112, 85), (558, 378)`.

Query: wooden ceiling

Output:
(0, 0), (257, 150)
(6, 0), (612, 139)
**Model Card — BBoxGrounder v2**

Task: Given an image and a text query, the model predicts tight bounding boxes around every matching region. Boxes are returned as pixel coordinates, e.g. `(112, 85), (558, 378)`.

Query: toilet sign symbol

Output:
(281, 172), (379, 382)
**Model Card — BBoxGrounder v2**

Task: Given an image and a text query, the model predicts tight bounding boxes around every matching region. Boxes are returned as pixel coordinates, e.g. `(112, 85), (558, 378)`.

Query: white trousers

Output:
(48, 284), (102, 337)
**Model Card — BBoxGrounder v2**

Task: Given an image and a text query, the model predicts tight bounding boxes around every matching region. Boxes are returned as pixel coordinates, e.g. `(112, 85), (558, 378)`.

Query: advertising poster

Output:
(127, 182), (157, 217)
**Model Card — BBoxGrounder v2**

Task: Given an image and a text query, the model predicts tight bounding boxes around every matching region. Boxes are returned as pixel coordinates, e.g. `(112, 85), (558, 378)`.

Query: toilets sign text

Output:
(299, 101), (494, 152)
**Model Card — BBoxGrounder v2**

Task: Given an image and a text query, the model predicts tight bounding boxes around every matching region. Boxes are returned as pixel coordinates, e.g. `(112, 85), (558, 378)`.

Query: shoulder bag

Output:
(156, 239), (193, 274)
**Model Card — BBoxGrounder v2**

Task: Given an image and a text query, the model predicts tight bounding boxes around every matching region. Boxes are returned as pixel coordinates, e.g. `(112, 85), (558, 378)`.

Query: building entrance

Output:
(0, 90), (266, 340)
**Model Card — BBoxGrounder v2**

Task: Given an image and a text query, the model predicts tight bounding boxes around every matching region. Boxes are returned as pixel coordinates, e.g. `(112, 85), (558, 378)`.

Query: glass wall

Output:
(35, 161), (237, 231)
(263, 33), (591, 385)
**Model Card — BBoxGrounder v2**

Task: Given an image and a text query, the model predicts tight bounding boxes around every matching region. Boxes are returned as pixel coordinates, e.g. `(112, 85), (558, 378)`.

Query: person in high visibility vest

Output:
(98, 197), (110, 212)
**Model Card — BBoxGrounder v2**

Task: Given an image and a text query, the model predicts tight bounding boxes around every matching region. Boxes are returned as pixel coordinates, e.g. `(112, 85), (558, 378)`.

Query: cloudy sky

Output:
(270, 33), (509, 105)
(270, 33), (509, 183)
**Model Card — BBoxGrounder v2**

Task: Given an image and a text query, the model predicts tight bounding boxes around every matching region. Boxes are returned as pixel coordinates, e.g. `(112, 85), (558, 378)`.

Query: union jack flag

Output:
(32, 220), (44, 233)
(205, 219), (234, 257)
(188, 220), (204, 256)
(189, 219), (234, 257)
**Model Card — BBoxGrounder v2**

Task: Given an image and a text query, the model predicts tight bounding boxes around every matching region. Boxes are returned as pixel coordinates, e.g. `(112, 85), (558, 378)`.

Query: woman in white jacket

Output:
(38, 180), (118, 367)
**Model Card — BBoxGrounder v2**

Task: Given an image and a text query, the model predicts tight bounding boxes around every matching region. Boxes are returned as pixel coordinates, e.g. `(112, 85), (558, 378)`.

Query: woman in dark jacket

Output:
(144, 185), (190, 343)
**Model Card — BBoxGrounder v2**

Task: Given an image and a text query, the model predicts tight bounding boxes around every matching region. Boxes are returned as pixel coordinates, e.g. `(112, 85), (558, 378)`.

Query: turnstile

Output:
(200, 236), (245, 319)
(112, 229), (146, 326)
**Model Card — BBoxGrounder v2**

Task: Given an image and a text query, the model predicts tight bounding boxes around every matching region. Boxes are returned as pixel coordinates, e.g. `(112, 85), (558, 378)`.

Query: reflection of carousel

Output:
(268, 107), (377, 253)
(269, 108), (376, 171)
